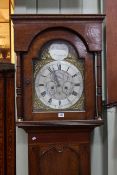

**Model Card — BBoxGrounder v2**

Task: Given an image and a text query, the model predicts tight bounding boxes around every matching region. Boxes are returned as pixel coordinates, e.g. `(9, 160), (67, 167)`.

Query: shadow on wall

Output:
(91, 126), (104, 175)
(113, 107), (117, 158)
(107, 106), (117, 175)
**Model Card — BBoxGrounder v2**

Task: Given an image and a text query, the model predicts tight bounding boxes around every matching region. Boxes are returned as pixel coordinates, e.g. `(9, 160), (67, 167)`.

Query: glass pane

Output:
(0, 23), (10, 60)
(38, 0), (59, 14)
(15, 0), (37, 14)
(11, 21), (15, 63)
(0, 9), (9, 22)
(0, 0), (9, 22)
(26, 0), (36, 14)
(15, 0), (27, 14)
(61, 0), (83, 14)
(0, 0), (9, 9)
(83, 0), (99, 13)
(14, 0), (101, 14)
(0, 23), (10, 47)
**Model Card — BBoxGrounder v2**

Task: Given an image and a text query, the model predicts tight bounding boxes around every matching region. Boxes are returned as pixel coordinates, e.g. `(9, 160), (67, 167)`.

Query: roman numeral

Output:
(67, 67), (70, 72)
(72, 74), (77, 78)
(41, 74), (46, 77)
(39, 84), (44, 86)
(48, 98), (52, 104)
(72, 91), (78, 96)
(75, 83), (80, 86)
(48, 67), (53, 73)
(41, 91), (46, 97)
(58, 64), (61, 70)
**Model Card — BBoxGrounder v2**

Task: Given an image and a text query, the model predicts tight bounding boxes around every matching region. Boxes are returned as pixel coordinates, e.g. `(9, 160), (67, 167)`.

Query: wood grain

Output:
(28, 128), (91, 175)
(12, 14), (104, 175)
(0, 63), (15, 175)
(12, 14), (104, 121)
(105, 0), (117, 105)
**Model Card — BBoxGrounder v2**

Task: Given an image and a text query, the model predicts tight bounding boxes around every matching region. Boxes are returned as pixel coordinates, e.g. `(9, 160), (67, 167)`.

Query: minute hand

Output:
(53, 71), (60, 86)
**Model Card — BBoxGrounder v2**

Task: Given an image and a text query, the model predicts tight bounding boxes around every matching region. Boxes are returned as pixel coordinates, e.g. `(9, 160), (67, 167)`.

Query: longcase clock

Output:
(12, 14), (104, 175)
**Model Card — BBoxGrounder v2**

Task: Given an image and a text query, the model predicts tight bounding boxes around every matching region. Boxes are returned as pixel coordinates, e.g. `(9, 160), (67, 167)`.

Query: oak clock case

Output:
(11, 15), (104, 122)
(12, 15), (104, 175)
(25, 32), (94, 121)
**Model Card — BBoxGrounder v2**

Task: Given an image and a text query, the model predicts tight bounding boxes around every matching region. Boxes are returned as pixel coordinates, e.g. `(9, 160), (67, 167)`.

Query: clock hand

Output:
(52, 71), (60, 87)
